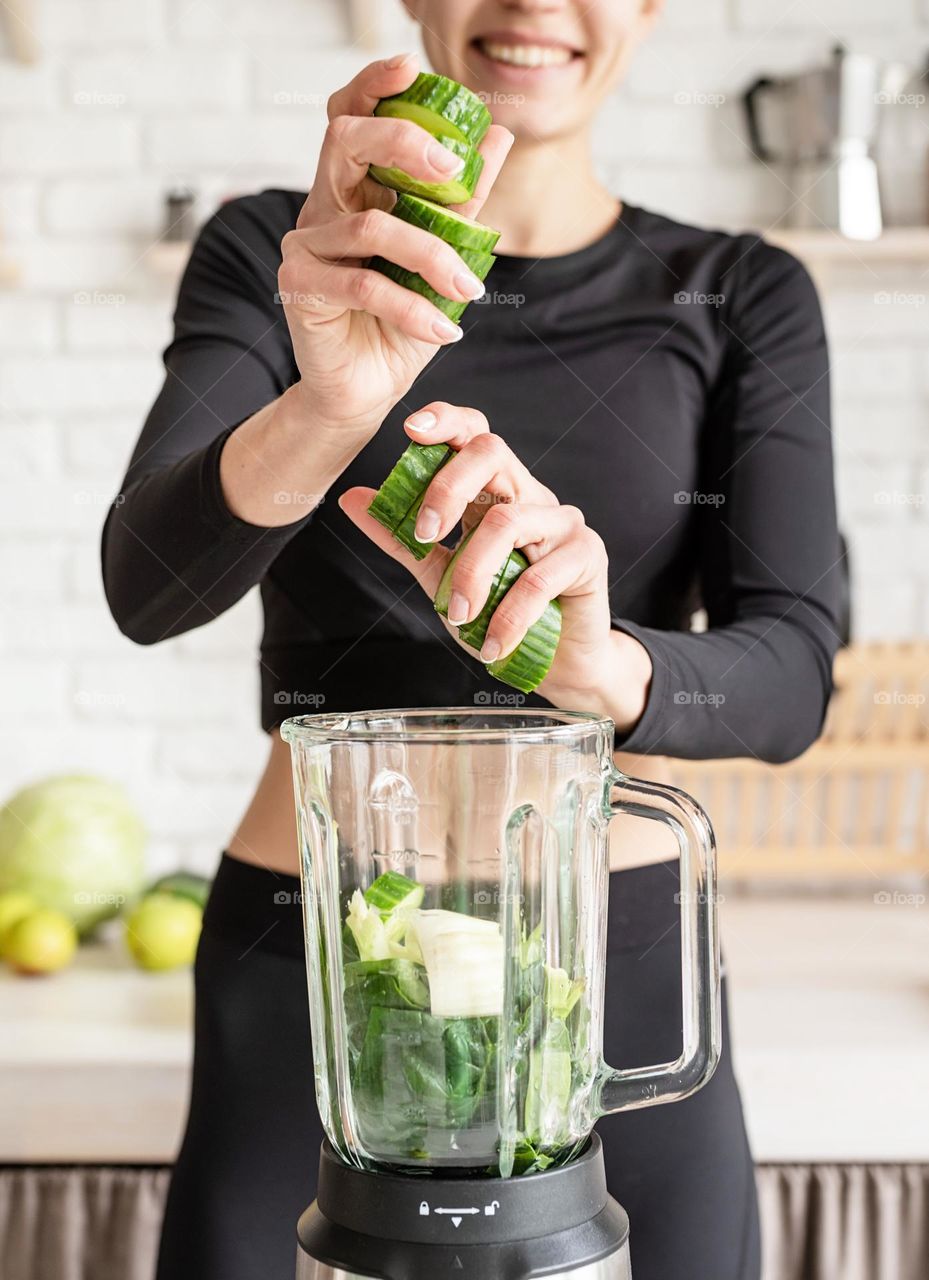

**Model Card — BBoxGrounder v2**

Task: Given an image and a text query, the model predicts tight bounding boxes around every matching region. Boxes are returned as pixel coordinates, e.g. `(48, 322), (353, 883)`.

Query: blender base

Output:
(295, 1136), (632, 1280)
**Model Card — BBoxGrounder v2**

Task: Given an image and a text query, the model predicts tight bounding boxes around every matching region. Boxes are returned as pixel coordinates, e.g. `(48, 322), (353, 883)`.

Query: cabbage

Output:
(0, 776), (147, 932)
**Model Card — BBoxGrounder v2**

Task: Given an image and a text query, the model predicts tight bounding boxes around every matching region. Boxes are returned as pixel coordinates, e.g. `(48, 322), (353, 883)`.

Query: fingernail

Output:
(429, 141), (465, 175)
(415, 506), (440, 542)
(385, 52), (413, 68)
(454, 271), (485, 300)
(481, 639), (501, 663)
(447, 592), (469, 625)
(433, 317), (463, 343)
(406, 410), (437, 433)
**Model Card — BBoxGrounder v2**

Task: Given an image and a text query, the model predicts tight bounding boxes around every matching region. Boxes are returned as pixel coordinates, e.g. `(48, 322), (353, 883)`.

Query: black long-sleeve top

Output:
(101, 191), (840, 762)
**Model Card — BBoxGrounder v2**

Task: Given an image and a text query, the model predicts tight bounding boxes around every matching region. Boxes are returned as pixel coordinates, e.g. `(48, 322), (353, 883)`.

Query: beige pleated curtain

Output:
(1, 1164), (927, 1280)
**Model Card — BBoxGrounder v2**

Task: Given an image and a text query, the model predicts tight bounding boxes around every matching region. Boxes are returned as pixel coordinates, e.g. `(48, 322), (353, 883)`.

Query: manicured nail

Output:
(406, 410), (437, 433)
(433, 317), (463, 343)
(454, 271), (485, 300)
(385, 52), (414, 68)
(447, 592), (469, 625)
(481, 639), (501, 663)
(429, 141), (465, 174)
(415, 506), (440, 542)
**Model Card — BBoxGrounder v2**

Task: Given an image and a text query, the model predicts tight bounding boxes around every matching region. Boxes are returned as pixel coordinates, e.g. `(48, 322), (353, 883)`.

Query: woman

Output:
(103, 2), (839, 1277)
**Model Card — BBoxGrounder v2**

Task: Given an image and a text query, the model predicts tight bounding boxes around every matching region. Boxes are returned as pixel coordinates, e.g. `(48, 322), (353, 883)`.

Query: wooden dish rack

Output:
(669, 643), (929, 883)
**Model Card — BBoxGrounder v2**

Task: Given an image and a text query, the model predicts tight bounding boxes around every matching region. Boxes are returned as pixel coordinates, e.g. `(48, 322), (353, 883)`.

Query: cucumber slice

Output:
(458, 548), (526, 652)
(364, 871), (424, 916)
(391, 194), (500, 253)
(435, 529), (524, 651)
(371, 246), (495, 324)
(487, 598), (562, 694)
(370, 135), (484, 206)
(367, 441), (452, 560)
(374, 73), (492, 147)
(373, 444), (563, 692)
(434, 525), (477, 616)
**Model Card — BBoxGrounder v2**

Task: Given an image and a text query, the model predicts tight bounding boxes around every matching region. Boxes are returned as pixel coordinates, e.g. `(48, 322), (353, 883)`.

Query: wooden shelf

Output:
(766, 226), (929, 265)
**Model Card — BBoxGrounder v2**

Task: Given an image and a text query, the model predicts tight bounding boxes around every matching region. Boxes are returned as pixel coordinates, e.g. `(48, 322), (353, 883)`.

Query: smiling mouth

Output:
(473, 37), (582, 70)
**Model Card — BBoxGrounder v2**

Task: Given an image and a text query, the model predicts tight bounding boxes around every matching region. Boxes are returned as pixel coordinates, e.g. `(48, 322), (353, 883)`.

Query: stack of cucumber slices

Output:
(366, 74), (562, 696)
(368, 442), (562, 696)
(367, 73), (500, 324)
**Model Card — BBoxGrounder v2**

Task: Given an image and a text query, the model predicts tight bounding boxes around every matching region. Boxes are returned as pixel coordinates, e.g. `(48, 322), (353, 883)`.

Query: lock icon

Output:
(484, 1200), (500, 1217)
(419, 1201), (430, 1216)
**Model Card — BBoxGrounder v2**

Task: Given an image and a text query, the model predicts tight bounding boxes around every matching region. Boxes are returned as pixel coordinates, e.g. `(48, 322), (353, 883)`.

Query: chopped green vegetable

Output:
(341, 873), (587, 1171)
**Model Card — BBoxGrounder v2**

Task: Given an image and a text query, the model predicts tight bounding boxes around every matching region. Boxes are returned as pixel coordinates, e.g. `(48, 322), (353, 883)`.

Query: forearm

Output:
(219, 382), (376, 528)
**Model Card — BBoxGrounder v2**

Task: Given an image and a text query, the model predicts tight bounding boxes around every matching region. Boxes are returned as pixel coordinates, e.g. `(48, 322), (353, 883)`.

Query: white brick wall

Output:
(1, 0), (927, 874)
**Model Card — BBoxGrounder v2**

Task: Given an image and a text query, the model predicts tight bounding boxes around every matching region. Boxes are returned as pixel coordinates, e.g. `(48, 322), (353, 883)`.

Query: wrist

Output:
(281, 380), (381, 444)
(545, 630), (652, 735)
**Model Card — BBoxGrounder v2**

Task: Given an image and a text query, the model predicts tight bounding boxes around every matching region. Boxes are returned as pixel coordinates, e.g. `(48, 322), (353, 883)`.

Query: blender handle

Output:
(593, 774), (721, 1117)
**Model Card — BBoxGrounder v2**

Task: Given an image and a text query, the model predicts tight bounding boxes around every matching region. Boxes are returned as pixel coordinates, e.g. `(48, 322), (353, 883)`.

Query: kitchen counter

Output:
(2, 897), (927, 1164)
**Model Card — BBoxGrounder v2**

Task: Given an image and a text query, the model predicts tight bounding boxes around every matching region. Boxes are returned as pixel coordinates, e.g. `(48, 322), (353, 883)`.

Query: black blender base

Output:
(295, 1136), (632, 1280)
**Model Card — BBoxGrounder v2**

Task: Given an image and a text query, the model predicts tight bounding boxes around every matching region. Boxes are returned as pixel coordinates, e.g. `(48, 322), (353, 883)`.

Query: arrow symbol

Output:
(453, 1257), (463, 1270)
(451, 1216), (462, 1227)
(435, 1208), (479, 1216)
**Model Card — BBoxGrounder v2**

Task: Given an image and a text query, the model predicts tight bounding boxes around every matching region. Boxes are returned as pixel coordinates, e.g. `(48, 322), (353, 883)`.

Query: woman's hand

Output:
(338, 404), (653, 728)
(279, 53), (513, 435)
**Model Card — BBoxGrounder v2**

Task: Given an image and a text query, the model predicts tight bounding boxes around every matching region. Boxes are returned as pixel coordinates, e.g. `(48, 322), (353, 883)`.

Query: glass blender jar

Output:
(282, 708), (720, 1279)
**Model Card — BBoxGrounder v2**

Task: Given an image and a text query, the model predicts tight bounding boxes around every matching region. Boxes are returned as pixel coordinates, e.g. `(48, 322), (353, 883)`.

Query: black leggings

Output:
(157, 855), (760, 1280)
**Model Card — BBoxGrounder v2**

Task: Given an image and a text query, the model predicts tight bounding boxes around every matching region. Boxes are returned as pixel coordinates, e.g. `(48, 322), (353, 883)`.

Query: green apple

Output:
(0, 890), (38, 945)
(4, 909), (78, 974)
(126, 893), (202, 972)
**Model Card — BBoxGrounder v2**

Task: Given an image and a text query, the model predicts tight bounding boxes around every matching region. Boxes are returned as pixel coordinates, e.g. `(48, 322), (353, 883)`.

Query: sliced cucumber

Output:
(374, 72), (492, 147)
(436, 537), (561, 689)
(391, 194), (500, 253)
(367, 440), (451, 560)
(487, 598), (562, 694)
(370, 135), (484, 206)
(364, 871), (424, 916)
(370, 246), (496, 324)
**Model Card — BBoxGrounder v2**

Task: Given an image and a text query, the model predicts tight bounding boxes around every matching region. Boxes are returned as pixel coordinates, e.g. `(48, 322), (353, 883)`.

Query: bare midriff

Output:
(228, 734), (678, 877)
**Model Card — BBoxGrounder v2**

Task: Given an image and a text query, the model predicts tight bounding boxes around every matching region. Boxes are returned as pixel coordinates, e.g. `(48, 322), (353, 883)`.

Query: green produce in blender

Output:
(340, 871), (586, 1172)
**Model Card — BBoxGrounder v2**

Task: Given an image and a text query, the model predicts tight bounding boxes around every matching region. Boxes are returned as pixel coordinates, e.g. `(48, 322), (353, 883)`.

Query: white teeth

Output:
(480, 40), (573, 69)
